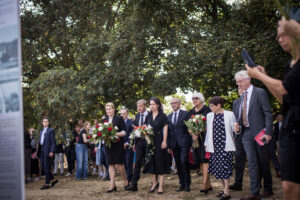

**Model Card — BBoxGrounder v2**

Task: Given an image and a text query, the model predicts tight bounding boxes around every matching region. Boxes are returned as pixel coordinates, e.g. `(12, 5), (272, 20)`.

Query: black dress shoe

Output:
(220, 194), (231, 200)
(176, 185), (185, 192)
(260, 191), (273, 198)
(107, 186), (117, 193)
(50, 179), (59, 187)
(40, 185), (50, 190)
(148, 183), (159, 193)
(200, 187), (212, 194)
(126, 184), (138, 191)
(185, 185), (190, 192)
(229, 184), (242, 191)
(157, 190), (164, 194)
(216, 190), (224, 197)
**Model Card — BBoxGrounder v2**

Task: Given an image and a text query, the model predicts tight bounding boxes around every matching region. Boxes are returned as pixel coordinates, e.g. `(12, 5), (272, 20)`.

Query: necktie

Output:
(242, 91), (248, 126)
(140, 114), (144, 125)
(173, 112), (177, 125)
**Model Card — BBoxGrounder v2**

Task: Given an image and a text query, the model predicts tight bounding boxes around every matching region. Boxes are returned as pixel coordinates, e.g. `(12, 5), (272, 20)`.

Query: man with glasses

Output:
(168, 97), (191, 192)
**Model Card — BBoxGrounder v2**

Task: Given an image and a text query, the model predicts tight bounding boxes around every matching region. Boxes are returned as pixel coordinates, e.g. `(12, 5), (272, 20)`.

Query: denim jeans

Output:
(75, 144), (88, 179)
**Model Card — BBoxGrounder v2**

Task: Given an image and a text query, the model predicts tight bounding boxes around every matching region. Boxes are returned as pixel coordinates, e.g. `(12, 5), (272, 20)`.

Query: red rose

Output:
(202, 117), (206, 122)
(134, 126), (139, 130)
(196, 119), (199, 124)
(87, 135), (92, 139)
(96, 125), (100, 128)
(117, 138), (120, 142)
(108, 127), (113, 131)
(104, 120), (108, 123)
(97, 132), (102, 136)
(191, 115), (195, 118)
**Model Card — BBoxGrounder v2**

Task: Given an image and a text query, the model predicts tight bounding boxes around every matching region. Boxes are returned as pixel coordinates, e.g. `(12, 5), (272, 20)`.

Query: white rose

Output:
(98, 126), (103, 131)
(114, 126), (118, 130)
(104, 122), (109, 126)
(193, 118), (197, 123)
(135, 130), (141, 137)
(93, 134), (97, 138)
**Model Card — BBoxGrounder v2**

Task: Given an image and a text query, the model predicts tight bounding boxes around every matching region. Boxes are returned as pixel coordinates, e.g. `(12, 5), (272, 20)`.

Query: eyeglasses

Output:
(170, 102), (179, 105)
(192, 97), (199, 100)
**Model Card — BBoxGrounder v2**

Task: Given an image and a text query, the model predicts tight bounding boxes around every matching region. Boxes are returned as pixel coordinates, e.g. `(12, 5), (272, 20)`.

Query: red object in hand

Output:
(205, 152), (210, 159)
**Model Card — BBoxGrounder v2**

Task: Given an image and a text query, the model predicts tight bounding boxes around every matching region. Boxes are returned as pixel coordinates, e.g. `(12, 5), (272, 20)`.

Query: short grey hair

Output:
(192, 92), (205, 103)
(235, 70), (250, 80)
(137, 99), (147, 106)
(171, 97), (181, 103)
(120, 108), (129, 113)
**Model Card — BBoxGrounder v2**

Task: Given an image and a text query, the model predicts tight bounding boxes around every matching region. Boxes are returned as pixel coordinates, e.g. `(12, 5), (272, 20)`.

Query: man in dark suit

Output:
(120, 108), (134, 186)
(230, 88), (246, 191)
(168, 97), (191, 192)
(127, 99), (148, 191)
(233, 70), (273, 200)
(39, 117), (58, 190)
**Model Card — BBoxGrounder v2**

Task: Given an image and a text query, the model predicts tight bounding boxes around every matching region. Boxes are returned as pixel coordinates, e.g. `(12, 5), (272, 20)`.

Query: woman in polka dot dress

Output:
(204, 96), (237, 200)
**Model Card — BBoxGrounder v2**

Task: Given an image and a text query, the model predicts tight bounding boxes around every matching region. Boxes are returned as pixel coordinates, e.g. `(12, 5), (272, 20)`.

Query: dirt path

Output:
(26, 170), (282, 200)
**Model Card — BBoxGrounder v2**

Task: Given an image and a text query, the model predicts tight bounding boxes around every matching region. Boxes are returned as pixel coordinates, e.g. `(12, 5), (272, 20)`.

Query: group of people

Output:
(26, 15), (300, 200)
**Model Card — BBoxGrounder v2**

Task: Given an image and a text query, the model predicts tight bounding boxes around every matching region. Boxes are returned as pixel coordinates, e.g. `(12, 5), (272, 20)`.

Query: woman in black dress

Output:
(144, 97), (170, 194)
(186, 92), (212, 193)
(103, 102), (128, 192)
(246, 18), (300, 200)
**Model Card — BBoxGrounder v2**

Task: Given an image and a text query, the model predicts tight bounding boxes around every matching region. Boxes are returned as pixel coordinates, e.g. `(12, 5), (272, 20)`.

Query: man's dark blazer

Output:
(39, 127), (56, 156)
(168, 109), (191, 149)
(132, 113), (147, 145)
(124, 118), (134, 144)
(233, 86), (273, 136)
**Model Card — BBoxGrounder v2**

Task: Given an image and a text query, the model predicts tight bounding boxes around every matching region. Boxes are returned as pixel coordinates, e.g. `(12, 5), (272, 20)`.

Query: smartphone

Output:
(241, 49), (257, 67)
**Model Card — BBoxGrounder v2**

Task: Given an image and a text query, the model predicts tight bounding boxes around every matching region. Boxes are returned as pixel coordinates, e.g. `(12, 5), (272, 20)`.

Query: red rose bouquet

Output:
(185, 114), (206, 148)
(90, 121), (119, 148)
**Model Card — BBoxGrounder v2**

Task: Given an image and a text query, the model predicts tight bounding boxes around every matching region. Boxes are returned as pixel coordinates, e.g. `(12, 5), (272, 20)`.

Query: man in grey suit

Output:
(233, 70), (273, 200)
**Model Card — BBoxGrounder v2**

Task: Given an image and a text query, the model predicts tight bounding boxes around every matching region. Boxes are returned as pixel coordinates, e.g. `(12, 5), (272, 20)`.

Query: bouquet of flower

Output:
(185, 114), (206, 148)
(90, 121), (119, 148)
(129, 125), (155, 147)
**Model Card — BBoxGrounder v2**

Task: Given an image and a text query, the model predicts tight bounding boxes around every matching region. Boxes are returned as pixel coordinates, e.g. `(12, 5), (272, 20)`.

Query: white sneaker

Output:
(65, 172), (71, 177)
(34, 177), (40, 181)
(92, 168), (97, 175)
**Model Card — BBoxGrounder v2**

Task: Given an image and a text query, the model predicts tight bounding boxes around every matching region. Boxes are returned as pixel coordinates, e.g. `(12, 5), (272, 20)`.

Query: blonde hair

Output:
(84, 121), (91, 131)
(105, 102), (115, 110)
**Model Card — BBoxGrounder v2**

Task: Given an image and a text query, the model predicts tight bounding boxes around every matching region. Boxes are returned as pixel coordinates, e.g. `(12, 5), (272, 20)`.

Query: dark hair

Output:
(41, 116), (51, 126)
(149, 97), (163, 113)
(209, 96), (225, 108)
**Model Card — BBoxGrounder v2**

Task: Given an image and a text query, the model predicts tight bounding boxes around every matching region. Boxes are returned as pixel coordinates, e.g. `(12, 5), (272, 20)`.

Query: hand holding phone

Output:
(241, 49), (257, 67)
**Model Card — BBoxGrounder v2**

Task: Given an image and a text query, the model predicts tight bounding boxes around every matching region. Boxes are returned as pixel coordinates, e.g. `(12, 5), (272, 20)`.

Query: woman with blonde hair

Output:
(103, 102), (128, 192)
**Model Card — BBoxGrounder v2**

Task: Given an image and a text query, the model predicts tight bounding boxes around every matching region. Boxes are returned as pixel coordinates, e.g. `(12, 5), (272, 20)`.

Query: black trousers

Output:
(40, 148), (54, 184)
(65, 146), (76, 173)
(234, 133), (246, 187)
(173, 144), (191, 187)
(124, 147), (134, 182)
(132, 139), (147, 186)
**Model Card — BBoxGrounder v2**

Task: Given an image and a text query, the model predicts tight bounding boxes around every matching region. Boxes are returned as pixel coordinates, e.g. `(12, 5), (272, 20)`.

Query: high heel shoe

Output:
(107, 186), (117, 193)
(200, 187), (212, 194)
(148, 183), (159, 193)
